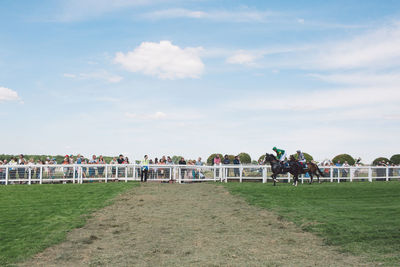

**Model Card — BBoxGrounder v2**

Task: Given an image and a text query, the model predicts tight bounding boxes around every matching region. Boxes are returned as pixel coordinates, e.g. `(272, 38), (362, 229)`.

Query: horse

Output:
(287, 155), (325, 185)
(264, 153), (324, 186)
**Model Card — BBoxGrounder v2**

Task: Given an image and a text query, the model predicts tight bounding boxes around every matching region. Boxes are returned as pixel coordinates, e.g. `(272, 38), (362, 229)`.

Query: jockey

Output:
(296, 150), (307, 168)
(273, 147), (288, 168)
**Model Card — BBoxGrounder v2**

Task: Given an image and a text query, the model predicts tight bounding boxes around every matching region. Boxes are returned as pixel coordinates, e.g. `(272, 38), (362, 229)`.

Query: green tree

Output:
(172, 155), (183, 164)
(226, 155), (235, 163)
(390, 154), (400, 165)
(332, 154), (355, 165)
(207, 153), (223, 165)
(238, 152), (251, 164)
(372, 157), (390, 166)
(258, 154), (266, 162)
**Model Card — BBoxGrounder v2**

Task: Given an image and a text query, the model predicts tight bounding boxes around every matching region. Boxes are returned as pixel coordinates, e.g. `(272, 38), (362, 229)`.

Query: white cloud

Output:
(142, 8), (275, 22)
(228, 86), (400, 112)
(309, 72), (400, 85)
(0, 87), (20, 103)
(226, 51), (259, 66)
(125, 111), (167, 120)
(63, 70), (123, 83)
(313, 22), (400, 70)
(114, 41), (204, 79)
(63, 73), (77, 78)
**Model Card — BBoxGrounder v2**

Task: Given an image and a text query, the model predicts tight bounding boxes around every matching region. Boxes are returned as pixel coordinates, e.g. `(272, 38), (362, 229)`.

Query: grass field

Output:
(0, 182), (138, 266)
(225, 182), (400, 265)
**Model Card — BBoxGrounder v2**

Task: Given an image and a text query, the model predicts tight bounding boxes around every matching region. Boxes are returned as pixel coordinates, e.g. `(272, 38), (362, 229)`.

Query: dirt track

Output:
(22, 183), (368, 266)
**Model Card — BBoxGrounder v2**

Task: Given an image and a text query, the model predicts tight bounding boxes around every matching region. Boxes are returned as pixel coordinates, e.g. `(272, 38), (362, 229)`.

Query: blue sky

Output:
(1, 0), (400, 163)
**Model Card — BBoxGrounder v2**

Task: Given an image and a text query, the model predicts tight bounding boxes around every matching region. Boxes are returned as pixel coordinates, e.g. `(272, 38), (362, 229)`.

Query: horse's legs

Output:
(309, 173), (313, 184)
(315, 173), (320, 183)
(271, 174), (276, 186)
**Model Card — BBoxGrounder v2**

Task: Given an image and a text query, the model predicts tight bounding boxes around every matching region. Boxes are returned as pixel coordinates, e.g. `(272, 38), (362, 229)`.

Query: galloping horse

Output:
(264, 153), (324, 186)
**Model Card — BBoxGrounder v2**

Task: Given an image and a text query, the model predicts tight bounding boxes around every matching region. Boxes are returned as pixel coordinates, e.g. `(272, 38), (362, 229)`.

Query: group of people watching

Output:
(1, 152), (399, 183)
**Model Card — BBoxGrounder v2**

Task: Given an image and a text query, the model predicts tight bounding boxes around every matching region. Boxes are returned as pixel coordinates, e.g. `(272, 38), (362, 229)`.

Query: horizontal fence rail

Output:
(0, 164), (399, 185)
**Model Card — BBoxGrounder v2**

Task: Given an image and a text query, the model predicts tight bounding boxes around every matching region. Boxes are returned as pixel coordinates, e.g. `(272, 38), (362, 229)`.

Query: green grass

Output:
(0, 182), (138, 266)
(224, 182), (400, 265)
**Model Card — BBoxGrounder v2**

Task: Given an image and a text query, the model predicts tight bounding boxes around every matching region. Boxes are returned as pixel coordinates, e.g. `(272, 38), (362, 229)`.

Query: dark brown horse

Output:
(288, 155), (324, 185)
(264, 153), (324, 186)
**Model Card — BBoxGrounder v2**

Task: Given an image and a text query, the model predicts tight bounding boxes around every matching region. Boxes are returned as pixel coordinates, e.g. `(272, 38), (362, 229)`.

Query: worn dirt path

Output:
(22, 183), (369, 266)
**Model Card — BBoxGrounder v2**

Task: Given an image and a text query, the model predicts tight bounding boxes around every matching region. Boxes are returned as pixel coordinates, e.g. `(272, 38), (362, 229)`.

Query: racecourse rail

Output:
(0, 164), (399, 185)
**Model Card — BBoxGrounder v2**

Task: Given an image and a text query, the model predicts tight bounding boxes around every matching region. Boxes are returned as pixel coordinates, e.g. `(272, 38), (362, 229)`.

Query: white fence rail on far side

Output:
(0, 164), (399, 185)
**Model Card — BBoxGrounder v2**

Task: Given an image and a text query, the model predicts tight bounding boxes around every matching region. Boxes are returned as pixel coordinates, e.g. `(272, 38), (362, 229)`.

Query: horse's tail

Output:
(309, 162), (324, 176)
(316, 165), (324, 176)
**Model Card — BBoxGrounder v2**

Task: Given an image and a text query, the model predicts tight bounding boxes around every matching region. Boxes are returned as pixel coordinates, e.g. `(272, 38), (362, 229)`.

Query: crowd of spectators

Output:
(1, 154), (399, 183)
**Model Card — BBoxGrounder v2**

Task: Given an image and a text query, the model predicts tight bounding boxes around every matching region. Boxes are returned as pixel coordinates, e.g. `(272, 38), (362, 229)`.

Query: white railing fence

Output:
(0, 164), (399, 185)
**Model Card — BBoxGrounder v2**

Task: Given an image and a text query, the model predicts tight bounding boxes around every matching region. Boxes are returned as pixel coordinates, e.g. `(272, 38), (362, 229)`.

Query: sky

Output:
(1, 0), (400, 163)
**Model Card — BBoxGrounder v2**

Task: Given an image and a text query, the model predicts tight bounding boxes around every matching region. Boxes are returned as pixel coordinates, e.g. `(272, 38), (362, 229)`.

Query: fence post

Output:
(214, 167), (216, 182)
(338, 168), (341, 183)
(330, 167), (333, 183)
(287, 172), (290, 183)
(178, 167), (182, 184)
(105, 165), (108, 183)
(225, 167), (228, 183)
(5, 167), (9, 185)
(301, 174), (304, 184)
(262, 167), (266, 183)
(39, 166), (43, 184)
(350, 167), (353, 182)
(133, 164), (136, 181)
(125, 165), (128, 182)
(73, 166), (76, 184)
(368, 167), (372, 182)
(386, 167), (389, 182)
(28, 168), (32, 185)
(239, 166), (243, 183)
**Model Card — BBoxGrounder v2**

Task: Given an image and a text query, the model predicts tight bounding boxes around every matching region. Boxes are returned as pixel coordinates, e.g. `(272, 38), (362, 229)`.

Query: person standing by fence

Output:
(233, 155), (240, 177)
(141, 155), (149, 182)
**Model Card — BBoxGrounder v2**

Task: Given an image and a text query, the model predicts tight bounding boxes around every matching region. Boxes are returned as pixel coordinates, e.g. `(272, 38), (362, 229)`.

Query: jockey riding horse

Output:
(264, 151), (324, 186)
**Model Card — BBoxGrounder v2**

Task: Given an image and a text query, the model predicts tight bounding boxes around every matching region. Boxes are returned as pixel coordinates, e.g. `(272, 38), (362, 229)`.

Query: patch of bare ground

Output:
(21, 183), (370, 266)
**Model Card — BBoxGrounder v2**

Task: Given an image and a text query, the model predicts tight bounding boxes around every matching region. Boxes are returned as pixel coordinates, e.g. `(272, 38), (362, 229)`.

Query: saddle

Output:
(298, 161), (308, 170)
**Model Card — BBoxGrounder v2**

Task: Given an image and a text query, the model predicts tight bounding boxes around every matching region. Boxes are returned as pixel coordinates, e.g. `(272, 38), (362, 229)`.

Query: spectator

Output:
(223, 155), (230, 177)
(334, 160), (341, 177)
(165, 156), (173, 180)
(98, 155), (106, 176)
(88, 155), (97, 178)
(0, 161), (5, 182)
(18, 154), (26, 180)
(195, 157), (204, 179)
(214, 155), (221, 177)
(342, 161), (349, 181)
(223, 155), (230, 165)
(167, 156), (173, 165)
(110, 157), (117, 178)
(214, 155), (221, 166)
(233, 155), (241, 177)
(35, 160), (43, 179)
(117, 154), (124, 177)
(323, 162), (330, 177)
(62, 157), (70, 178)
(9, 157), (17, 181)
(179, 157), (186, 179)
(141, 155), (149, 182)
(158, 158), (166, 178)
